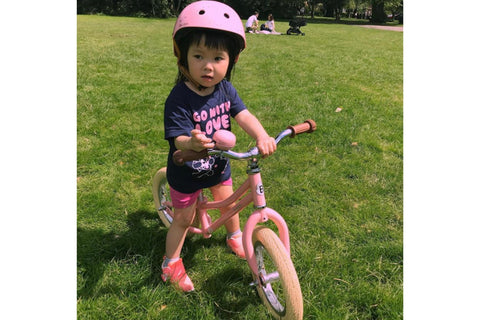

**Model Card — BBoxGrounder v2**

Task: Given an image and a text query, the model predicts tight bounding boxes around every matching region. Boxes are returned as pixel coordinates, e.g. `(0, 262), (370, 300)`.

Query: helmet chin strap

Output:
(174, 40), (206, 91)
(178, 64), (207, 91)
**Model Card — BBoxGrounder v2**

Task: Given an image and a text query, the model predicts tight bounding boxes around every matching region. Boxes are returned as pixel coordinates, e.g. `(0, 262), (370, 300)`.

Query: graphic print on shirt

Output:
(191, 155), (227, 179)
(191, 157), (216, 179)
(193, 100), (231, 136)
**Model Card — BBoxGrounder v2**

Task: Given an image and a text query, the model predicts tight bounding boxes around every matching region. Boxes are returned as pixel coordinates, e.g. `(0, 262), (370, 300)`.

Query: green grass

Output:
(78, 15), (402, 320)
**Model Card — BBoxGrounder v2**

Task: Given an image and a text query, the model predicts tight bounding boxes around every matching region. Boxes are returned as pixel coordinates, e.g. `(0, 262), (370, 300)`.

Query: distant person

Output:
(266, 14), (275, 32)
(245, 11), (259, 33)
(259, 14), (281, 35)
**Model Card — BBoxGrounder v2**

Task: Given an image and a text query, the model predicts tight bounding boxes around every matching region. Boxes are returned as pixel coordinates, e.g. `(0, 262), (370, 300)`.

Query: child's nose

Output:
(203, 60), (214, 70)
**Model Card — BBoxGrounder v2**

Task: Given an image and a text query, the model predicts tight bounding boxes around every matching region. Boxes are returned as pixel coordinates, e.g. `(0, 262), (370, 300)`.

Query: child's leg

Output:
(209, 183), (238, 233)
(165, 203), (196, 259)
(162, 202), (196, 292)
(210, 182), (245, 259)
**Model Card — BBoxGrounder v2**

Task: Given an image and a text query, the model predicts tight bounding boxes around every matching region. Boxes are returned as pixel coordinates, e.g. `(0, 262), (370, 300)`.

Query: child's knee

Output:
(173, 206), (196, 227)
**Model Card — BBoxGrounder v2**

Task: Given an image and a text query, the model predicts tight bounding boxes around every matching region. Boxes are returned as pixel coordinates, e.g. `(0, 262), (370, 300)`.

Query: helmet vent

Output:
(199, 10), (205, 15)
(224, 13), (230, 19)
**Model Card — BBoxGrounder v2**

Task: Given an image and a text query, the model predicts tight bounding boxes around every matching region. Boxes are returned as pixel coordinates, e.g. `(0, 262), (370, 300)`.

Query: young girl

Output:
(162, 1), (277, 292)
(265, 14), (280, 34)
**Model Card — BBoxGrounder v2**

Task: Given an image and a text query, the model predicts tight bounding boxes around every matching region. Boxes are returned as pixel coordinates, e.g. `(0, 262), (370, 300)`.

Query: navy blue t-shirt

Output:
(164, 80), (247, 193)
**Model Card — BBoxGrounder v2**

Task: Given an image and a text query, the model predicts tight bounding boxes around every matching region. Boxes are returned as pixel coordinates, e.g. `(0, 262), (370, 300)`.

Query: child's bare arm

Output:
(234, 110), (276, 157)
(174, 129), (215, 152)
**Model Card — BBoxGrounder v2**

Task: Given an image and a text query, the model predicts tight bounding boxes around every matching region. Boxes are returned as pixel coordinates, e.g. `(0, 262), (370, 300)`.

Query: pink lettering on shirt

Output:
(194, 101), (232, 136)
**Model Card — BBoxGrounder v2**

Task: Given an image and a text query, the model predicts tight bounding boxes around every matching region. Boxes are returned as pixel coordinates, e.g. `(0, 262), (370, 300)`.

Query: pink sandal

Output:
(161, 257), (194, 292)
(226, 232), (246, 259)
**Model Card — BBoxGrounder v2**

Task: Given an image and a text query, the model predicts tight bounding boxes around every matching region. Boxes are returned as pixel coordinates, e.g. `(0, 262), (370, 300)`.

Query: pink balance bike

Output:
(152, 120), (316, 320)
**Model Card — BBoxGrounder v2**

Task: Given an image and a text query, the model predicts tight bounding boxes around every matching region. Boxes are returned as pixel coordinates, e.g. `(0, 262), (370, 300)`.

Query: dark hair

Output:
(175, 29), (243, 85)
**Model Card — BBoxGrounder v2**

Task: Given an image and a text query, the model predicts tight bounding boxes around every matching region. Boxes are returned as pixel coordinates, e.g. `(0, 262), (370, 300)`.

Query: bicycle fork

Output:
(243, 160), (291, 279)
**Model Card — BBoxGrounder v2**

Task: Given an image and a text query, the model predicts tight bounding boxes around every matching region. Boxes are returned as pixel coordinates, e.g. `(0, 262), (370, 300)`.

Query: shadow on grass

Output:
(77, 210), (168, 298)
(204, 265), (262, 319)
(77, 209), (255, 311)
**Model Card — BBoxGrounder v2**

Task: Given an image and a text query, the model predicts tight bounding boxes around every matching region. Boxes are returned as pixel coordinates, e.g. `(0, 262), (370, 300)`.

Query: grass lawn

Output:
(77, 15), (403, 319)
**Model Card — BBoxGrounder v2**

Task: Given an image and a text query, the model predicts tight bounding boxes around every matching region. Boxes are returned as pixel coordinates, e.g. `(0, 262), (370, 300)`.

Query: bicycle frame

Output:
(165, 158), (291, 278)
(162, 121), (315, 279)
(155, 120), (315, 319)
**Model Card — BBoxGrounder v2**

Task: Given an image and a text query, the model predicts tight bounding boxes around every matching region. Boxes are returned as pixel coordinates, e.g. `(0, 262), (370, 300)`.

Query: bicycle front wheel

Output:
(152, 167), (173, 228)
(252, 226), (303, 320)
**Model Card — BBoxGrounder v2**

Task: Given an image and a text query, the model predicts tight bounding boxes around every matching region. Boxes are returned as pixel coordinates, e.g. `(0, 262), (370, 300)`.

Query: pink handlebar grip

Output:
(213, 130), (236, 151)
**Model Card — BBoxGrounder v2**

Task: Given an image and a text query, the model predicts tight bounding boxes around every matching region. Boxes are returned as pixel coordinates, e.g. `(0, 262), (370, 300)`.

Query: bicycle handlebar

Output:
(287, 119), (317, 137)
(173, 119), (316, 166)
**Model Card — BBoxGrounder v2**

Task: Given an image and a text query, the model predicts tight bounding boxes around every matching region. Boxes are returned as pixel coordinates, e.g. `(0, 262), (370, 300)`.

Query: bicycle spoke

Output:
(255, 244), (287, 313)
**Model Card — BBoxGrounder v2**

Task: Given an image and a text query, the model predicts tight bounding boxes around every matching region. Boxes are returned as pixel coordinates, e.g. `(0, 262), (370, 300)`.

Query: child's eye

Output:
(193, 54), (202, 59)
(215, 56), (225, 61)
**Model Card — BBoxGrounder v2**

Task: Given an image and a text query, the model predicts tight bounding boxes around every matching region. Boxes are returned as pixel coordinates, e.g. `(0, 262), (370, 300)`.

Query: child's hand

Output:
(190, 129), (215, 152)
(256, 136), (276, 158)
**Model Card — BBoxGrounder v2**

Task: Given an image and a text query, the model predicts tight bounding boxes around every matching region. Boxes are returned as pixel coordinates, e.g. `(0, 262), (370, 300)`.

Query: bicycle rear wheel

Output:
(252, 226), (303, 320)
(152, 167), (173, 228)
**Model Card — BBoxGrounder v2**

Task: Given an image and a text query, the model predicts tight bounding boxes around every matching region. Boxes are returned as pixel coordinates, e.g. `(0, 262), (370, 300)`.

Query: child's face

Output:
(187, 36), (230, 90)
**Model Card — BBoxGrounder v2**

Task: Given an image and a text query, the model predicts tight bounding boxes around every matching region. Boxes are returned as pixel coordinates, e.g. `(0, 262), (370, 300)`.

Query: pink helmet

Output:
(172, 1), (246, 57)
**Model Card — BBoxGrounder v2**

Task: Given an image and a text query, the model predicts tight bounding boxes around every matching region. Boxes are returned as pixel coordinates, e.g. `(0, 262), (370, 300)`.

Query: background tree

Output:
(322, 0), (349, 20)
(77, 0), (176, 17)
(345, 0), (370, 18)
(306, 0), (321, 19)
(370, 0), (386, 23)
(225, 0), (304, 19)
(78, 0), (307, 19)
(385, 0), (403, 21)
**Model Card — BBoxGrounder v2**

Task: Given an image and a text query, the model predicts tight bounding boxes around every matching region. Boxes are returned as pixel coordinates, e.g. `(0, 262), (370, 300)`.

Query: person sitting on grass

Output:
(259, 14), (281, 35)
(245, 11), (259, 33)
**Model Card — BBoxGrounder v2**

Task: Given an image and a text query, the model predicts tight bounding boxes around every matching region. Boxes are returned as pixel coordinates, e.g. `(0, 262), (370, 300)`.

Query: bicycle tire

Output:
(152, 167), (173, 228)
(252, 226), (303, 320)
